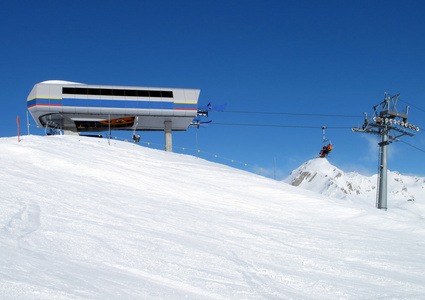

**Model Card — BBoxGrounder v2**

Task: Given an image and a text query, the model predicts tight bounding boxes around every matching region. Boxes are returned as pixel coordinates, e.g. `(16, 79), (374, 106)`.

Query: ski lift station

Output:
(27, 80), (201, 151)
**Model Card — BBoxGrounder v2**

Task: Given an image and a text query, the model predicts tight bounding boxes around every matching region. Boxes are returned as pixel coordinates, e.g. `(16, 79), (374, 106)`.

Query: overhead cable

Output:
(398, 99), (425, 114)
(400, 140), (425, 154)
(223, 110), (362, 118)
(213, 122), (352, 129)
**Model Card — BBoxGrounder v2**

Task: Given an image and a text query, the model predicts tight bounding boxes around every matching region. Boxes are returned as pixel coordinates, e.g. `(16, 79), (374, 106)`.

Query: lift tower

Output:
(352, 93), (419, 210)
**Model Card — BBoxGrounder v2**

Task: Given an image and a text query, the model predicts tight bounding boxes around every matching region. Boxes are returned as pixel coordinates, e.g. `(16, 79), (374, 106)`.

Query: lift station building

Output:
(27, 80), (200, 151)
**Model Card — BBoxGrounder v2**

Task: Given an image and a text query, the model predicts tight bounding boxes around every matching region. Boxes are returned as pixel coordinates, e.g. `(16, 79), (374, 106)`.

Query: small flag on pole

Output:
(17, 116), (20, 142)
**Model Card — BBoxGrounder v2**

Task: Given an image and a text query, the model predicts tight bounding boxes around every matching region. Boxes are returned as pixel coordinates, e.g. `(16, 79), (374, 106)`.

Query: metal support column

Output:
(164, 121), (172, 152)
(377, 129), (389, 210)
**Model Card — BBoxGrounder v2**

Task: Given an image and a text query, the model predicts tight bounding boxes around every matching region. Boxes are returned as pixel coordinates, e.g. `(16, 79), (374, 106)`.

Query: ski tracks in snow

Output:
(2, 198), (41, 239)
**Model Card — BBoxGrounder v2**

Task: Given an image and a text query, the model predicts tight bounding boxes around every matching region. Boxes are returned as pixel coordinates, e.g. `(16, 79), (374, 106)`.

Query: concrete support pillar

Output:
(63, 130), (79, 135)
(164, 121), (172, 152)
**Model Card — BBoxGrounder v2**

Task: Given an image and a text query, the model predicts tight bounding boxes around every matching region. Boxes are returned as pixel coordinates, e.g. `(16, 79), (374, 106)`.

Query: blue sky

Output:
(1, 0), (425, 178)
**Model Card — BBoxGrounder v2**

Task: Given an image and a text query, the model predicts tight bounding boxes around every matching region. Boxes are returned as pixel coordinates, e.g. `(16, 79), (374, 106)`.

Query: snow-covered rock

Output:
(284, 158), (424, 203)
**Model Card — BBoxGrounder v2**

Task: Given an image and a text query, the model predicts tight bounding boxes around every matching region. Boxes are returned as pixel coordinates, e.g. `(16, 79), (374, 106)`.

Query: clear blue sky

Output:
(1, 0), (425, 178)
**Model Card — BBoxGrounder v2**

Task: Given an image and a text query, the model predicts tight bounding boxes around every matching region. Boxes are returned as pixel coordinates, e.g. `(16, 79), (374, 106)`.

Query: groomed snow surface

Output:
(1, 135), (424, 299)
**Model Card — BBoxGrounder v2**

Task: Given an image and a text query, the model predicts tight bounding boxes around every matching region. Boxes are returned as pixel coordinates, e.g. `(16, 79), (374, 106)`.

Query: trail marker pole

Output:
(17, 116), (20, 142)
(27, 111), (30, 135)
(108, 114), (111, 146)
(196, 131), (199, 158)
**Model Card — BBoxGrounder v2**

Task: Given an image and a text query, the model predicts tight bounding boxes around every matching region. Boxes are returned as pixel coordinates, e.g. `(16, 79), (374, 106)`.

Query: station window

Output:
(137, 90), (149, 97)
(62, 87), (74, 94)
(149, 91), (161, 97)
(74, 88), (88, 94)
(100, 89), (112, 95)
(161, 91), (173, 98)
(113, 89), (125, 96)
(87, 89), (100, 95)
(63, 87), (173, 98)
(125, 90), (137, 96)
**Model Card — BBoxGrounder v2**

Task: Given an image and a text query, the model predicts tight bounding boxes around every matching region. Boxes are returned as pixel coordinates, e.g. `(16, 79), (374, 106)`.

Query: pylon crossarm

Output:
(351, 92), (417, 210)
(390, 135), (402, 141)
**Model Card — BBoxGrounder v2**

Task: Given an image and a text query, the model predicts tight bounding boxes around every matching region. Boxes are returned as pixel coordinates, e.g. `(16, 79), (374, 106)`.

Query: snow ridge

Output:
(284, 158), (425, 203)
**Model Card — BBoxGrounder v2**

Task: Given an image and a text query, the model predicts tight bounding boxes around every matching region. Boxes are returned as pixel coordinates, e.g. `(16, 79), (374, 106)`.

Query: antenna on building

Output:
(352, 93), (419, 210)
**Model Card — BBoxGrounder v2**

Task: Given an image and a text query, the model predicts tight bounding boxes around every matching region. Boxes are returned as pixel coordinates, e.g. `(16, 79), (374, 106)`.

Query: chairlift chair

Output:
(319, 126), (333, 158)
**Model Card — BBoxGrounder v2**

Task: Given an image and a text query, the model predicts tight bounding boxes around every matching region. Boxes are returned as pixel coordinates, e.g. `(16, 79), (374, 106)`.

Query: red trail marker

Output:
(17, 116), (20, 142)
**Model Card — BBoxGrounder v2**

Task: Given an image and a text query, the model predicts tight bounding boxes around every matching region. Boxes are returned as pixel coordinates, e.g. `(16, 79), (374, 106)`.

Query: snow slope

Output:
(284, 158), (425, 208)
(1, 136), (425, 299)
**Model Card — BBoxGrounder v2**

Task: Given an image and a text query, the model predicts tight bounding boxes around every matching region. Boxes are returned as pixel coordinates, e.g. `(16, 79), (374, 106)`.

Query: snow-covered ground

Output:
(1, 135), (425, 299)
